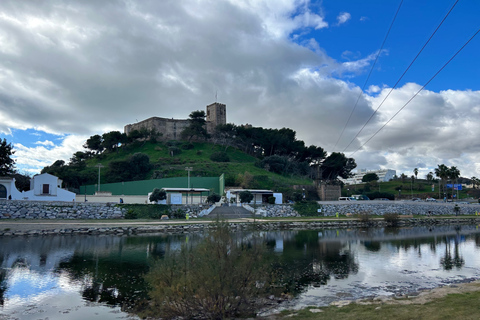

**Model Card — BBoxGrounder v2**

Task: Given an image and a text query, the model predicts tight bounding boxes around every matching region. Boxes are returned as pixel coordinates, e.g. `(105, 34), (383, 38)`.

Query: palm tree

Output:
(448, 166), (460, 200)
(426, 172), (433, 182)
(471, 176), (478, 189)
(414, 168), (418, 180)
(435, 164), (449, 198)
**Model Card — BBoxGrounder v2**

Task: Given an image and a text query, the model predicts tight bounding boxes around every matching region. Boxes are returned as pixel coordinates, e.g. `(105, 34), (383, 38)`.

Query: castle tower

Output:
(206, 102), (226, 134)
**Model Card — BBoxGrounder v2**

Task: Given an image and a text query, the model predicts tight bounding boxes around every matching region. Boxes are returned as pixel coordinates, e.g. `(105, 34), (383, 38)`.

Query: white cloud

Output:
(35, 140), (55, 147)
(13, 135), (89, 173)
(0, 0), (478, 180)
(336, 12), (351, 25)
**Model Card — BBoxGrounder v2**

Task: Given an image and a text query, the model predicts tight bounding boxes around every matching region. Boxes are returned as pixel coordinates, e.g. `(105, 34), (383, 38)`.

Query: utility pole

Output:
(185, 167), (193, 204)
(95, 163), (104, 193)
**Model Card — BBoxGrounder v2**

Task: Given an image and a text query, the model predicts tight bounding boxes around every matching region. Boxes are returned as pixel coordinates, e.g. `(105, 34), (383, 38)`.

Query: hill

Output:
(42, 140), (314, 198)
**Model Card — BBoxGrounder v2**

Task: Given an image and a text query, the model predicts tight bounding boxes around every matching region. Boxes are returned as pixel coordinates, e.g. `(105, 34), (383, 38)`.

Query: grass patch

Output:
(278, 289), (480, 319)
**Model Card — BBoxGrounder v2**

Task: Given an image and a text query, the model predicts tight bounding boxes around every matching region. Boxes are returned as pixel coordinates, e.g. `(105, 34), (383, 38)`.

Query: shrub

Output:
(239, 190), (253, 204)
(149, 188), (166, 203)
(124, 209), (138, 219)
(293, 200), (320, 216)
(168, 146), (182, 156)
(210, 151), (230, 162)
(383, 213), (400, 226)
(181, 142), (194, 150)
(143, 220), (275, 319)
(356, 212), (373, 224)
(267, 196), (276, 204)
(207, 193), (221, 204)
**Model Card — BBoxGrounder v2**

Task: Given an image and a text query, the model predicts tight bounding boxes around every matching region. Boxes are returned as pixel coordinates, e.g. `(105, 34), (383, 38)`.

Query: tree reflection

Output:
(274, 230), (359, 295)
(440, 237), (465, 270)
(0, 269), (7, 306)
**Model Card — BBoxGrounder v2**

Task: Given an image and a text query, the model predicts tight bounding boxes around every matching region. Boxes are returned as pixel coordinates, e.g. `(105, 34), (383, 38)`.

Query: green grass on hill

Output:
(84, 141), (312, 190)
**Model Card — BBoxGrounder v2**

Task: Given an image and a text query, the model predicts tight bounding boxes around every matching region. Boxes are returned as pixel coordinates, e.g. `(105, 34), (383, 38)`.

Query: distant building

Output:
(341, 169), (396, 185)
(124, 102), (226, 140)
(0, 173), (76, 201)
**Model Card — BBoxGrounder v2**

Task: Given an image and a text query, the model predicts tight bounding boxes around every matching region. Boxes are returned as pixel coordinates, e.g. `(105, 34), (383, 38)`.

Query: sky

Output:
(0, 0), (479, 180)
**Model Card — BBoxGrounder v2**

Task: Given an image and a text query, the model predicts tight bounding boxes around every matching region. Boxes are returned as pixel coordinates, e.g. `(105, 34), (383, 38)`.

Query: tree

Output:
(206, 193), (221, 204)
(362, 173), (379, 183)
(319, 152), (356, 181)
(435, 164), (450, 195)
(102, 131), (125, 152)
(149, 188), (166, 203)
(84, 134), (104, 154)
(144, 221), (274, 319)
(413, 168), (418, 180)
(426, 172), (434, 182)
(181, 110), (209, 141)
(0, 138), (15, 175)
(239, 190), (253, 204)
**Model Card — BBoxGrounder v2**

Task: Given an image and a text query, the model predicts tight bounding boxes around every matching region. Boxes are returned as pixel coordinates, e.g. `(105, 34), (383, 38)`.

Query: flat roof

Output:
(161, 188), (210, 192)
(227, 189), (275, 194)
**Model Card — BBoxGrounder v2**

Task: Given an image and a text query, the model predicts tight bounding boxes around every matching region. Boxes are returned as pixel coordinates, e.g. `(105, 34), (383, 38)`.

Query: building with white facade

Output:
(341, 169), (396, 185)
(0, 173), (76, 201)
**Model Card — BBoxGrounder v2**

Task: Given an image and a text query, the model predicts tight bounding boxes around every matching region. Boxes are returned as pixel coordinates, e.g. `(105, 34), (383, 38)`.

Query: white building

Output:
(0, 173), (76, 202)
(341, 169), (396, 185)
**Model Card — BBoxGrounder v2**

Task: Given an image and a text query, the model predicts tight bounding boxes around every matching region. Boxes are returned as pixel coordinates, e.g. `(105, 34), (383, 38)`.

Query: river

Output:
(1, 224), (480, 319)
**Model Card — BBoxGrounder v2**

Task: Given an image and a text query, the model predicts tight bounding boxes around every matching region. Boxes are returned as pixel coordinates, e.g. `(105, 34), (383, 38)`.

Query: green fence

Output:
(80, 174), (224, 196)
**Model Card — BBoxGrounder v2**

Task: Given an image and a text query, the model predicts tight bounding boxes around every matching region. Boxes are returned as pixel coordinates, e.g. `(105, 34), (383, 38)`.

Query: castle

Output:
(124, 102), (226, 141)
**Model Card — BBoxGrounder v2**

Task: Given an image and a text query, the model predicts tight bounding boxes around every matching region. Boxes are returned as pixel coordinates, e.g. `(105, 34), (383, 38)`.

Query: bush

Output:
(207, 193), (221, 204)
(383, 213), (400, 226)
(210, 151), (230, 162)
(267, 196), (276, 204)
(181, 142), (194, 150)
(356, 212), (374, 225)
(124, 209), (138, 219)
(143, 220), (276, 319)
(239, 190), (253, 204)
(122, 204), (169, 219)
(149, 188), (166, 203)
(293, 200), (320, 216)
(168, 146), (182, 156)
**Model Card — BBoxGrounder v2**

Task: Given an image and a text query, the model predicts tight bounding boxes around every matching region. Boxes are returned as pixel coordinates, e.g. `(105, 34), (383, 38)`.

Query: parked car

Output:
(426, 197), (437, 202)
(411, 197), (422, 201)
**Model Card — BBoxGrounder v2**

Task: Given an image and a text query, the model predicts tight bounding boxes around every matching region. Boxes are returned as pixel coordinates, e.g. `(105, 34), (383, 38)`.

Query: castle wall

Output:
(124, 117), (189, 141)
(124, 102), (227, 141)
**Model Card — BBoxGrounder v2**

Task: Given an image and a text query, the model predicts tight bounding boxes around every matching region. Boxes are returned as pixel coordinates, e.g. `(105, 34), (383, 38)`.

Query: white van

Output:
(338, 197), (352, 201)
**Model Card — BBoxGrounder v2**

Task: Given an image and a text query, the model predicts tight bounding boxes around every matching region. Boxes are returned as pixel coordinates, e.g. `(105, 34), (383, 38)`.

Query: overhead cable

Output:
(342, 0), (460, 153)
(349, 26), (480, 157)
(332, 0), (404, 151)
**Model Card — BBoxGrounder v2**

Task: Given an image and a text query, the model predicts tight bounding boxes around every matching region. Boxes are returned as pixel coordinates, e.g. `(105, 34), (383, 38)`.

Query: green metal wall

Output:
(80, 175), (224, 196)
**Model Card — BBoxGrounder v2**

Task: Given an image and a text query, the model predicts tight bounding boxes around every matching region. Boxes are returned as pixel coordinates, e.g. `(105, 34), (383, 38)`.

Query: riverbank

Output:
(1, 216), (480, 236)
(266, 280), (480, 319)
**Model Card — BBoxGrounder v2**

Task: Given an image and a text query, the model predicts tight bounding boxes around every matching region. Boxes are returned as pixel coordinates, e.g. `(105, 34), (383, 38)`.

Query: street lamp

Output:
(185, 167), (193, 204)
(95, 163), (104, 193)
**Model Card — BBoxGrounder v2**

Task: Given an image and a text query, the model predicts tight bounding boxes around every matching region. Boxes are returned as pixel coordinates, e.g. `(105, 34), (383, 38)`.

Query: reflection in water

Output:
(0, 225), (480, 318)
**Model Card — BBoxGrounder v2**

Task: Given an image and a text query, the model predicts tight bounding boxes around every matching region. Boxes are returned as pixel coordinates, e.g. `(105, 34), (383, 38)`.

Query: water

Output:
(1, 225), (480, 319)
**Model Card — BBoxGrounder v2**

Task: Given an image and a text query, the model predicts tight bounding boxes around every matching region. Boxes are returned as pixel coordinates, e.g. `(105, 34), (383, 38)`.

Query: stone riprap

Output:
(244, 204), (300, 217)
(1, 217), (480, 237)
(0, 200), (125, 219)
(318, 201), (480, 216)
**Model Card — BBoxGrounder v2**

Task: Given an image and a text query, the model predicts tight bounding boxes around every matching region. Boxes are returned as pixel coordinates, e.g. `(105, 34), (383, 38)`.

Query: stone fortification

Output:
(124, 102), (226, 141)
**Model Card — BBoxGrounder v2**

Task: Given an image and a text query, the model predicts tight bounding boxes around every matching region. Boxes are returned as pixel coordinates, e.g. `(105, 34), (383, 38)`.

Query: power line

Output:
(349, 26), (480, 157)
(333, 0), (404, 151)
(342, 0), (460, 153)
